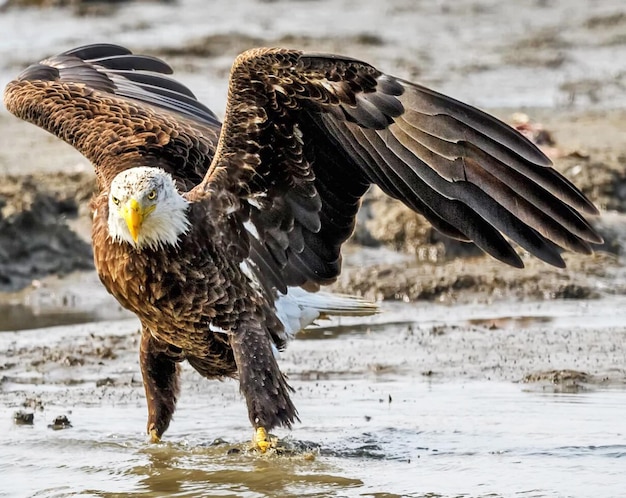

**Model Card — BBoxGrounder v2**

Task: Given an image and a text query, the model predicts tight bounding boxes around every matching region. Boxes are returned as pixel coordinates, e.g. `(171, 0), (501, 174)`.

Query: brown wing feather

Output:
(5, 44), (602, 292)
(3, 44), (220, 191)
(187, 47), (600, 293)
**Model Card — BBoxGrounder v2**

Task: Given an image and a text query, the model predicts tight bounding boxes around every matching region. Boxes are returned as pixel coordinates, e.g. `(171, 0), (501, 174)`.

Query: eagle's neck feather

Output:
(108, 197), (191, 251)
(138, 204), (190, 250)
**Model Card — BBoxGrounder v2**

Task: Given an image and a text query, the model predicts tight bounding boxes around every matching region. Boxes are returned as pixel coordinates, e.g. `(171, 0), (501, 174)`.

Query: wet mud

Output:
(0, 171), (94, 292)
(1, 298), (626, 497)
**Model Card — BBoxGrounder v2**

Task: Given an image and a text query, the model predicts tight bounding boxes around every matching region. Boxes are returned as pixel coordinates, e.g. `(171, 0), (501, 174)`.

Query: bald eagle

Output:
(4, 44), (601, 450)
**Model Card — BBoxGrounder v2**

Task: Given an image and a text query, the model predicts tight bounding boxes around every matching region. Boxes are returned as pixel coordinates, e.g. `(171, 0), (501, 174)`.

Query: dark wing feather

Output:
(62, 43), (132, 60)
(3, 43), (220, 190)
(188, 47), (600, 292)
(5, 44), (601, 294)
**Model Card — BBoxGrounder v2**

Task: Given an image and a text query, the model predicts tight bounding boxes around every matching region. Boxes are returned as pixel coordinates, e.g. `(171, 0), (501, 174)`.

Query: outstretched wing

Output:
(3, 43), (220, 191)
(188, 48), (601, 293)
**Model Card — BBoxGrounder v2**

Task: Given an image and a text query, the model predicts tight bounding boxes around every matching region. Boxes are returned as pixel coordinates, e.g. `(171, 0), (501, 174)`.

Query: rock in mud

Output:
(48, 414), (72, 430)
(13, 410), (34, 425)
(522, 369), (591, 393)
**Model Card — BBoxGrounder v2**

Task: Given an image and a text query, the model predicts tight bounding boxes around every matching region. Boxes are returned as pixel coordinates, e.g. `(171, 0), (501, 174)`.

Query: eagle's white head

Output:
(108, 167), (190, 250)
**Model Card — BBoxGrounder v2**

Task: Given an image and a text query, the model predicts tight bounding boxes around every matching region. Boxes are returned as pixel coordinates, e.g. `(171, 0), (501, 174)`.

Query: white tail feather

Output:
(274, 287), (378, 340)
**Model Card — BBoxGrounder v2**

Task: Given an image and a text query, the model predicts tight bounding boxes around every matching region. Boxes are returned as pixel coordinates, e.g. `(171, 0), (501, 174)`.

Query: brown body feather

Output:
(92, 192), (295, 433)
(4, 44), (601, 439)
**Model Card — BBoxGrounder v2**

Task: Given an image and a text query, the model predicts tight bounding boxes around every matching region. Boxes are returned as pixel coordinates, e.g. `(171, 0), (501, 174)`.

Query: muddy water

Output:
(3, 382), (625, 497)
(1, 298), (625, 497)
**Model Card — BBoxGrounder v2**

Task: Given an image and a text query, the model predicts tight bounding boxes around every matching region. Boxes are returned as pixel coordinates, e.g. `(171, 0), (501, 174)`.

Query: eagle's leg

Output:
(139, 331), (182, 443)
(229, 323), (298, 452)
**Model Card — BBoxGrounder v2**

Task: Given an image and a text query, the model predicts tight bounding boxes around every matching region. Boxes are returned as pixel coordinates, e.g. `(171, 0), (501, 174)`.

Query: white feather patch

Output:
(107, 167), (190, 250)
(271, 343), (281, 359)
(239, 260), (261, 289)
(243, 220), (260, 240)
(209, 323), (229, 335)
(274, 287), (378, 340)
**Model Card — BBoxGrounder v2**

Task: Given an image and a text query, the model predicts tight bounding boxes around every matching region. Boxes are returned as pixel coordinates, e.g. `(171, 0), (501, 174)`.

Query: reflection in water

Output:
(297, 321), (412, 341)
(119, 443), (364, 498)
(0, 303), (100, 332)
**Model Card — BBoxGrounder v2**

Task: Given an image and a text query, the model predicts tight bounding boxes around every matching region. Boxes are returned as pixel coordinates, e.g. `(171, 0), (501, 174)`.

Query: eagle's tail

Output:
(274, 287), (378, 339)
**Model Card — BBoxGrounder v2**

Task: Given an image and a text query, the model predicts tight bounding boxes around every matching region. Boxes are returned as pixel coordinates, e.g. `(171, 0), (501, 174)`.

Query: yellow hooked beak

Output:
(121, 198), (155, 243)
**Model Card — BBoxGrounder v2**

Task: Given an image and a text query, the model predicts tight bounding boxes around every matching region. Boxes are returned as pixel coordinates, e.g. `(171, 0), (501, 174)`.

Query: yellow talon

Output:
(149, 428), (161, 443)
(254, 426), (273, 453)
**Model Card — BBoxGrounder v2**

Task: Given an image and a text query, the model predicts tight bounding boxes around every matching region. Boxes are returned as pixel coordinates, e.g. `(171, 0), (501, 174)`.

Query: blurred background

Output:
(2, 0), (625, 112)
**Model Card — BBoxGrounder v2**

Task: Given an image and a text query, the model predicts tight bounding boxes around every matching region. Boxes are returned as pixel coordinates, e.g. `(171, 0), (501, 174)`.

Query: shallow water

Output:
(0, 303), (101, 332)
(1, 298), (626, 497)
(2, 381), (625, 497)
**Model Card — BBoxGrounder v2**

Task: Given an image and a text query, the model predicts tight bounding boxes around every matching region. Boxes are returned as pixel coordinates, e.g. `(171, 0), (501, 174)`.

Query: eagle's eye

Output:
(112, 196), (120, 206)
(147, 189), (157, 200)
